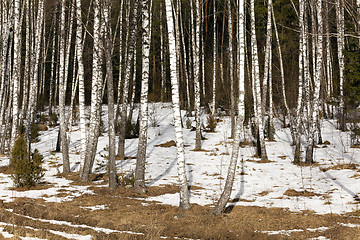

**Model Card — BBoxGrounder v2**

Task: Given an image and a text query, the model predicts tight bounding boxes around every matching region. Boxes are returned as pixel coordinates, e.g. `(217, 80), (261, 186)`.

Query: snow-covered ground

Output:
(0, 103), (359, 217)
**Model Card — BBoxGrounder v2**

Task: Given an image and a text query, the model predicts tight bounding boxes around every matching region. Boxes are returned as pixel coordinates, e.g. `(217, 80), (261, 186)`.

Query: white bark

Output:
(118, 1), (138, 160)
(306, 0), (323, 163)
(212, 0), (216, 115)
(191, 0), (202, 150)
(10, 0), (21, 152)
(135, 0), (152, 194)
(165, 0), (190, 210)
(294, 0), (305, 164)
(212, 0), (245, 216)
(251, 0), (267, 160)
(75, 0), (87, 172)
(58, 0), (70, 173)
(27, 0), (44, 155)
(336, 0), (345, 130)
(81, 0), (104, 181)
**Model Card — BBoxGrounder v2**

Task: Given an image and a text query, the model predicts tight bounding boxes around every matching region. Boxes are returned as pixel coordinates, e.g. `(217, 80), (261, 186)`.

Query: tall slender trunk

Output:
(263, 0), (272, 140)
(135, 0), (152, 194)
(26, 0), (44, 159)
(81, 0), (104, 181)
(165, 0), (190, 210)
(306, 0), (323, 164)
(336, 0), (345, 131)
(294, 0), (305, 164)
(271, 5), (290, 129)
(10, 0), (22, 155)
(118, 1), (138, 160)
(75, 0), (87, 172)
(251, 0), (267, 160)
(58, 0), (70, 173)
(212, 0), (245, 216)
(211, 0), (217, 115)
(192, 0), (202, 150)
(103, 0), (117, 190)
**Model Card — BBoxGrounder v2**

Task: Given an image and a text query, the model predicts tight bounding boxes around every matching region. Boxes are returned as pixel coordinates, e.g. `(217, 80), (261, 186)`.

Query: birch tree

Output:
(336, 0), (345, 131)
(75, 0), (87, 172)
(165, 0), (190, 210)
(58, 0), (70, 173)
(10, 0), (22, 154)
(191, 0), (202, 150)
(135, 0), (152, 194)
(250, 0), (267, 160)
(305, 0), (323, 164)
(212, 0), (245, 216)
(118, 1), (138, 160)
(103, 0), (117, 190)
(81, 0), (104, 181)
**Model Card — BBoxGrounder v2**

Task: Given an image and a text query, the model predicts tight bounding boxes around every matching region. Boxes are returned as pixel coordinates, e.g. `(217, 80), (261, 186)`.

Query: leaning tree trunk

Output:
(212, 0), (246, 216)
(165, 0), (190, 210)
(135, 0), (152, 194)
(271, 5), (290, 130)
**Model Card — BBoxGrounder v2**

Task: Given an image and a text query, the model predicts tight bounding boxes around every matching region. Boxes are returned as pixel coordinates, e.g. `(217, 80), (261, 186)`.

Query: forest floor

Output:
(0, 103), (359, 239)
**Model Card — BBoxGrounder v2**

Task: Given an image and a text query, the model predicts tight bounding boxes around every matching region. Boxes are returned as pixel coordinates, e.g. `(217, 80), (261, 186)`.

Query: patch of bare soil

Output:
(284, 189), (323, 197)
(155, 140), (176, 148)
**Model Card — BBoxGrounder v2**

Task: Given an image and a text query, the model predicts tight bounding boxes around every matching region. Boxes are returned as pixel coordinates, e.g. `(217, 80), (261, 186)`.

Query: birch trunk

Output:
(192, 0), (202, 150)
(10, 0), (21, 154)
(58, 0), (70, 173)
(294, 0), (305, 164)
(336, 0), (345, 131)
(212, 0), (245, 216)
(103, 0), (117, 190)
(118, 1), (138, 160)
(306, 0), (323, 164)
(263, 0), (272, 140)
(212, 0), (217, 115)
(251, 0), (267, 160)
(81, 0), (104, 181)
(75, 0), (87, 172)
(271, 5), (290, 129)
(26, 0), (44, 158)
(135, 0), (152, 194)
(165, 0), (190, 210)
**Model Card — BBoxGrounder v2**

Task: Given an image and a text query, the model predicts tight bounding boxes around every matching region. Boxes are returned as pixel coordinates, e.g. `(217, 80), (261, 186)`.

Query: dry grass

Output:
(155, 140), (176, 148)
(322, 163), (358, 171)
(2, 188), (360, 239)
(284, 189), (323, 197)
(247, 159), (275, 163)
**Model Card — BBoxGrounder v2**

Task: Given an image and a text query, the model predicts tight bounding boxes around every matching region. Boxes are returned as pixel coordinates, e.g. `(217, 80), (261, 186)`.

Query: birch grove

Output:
(0, 0), (357, 212)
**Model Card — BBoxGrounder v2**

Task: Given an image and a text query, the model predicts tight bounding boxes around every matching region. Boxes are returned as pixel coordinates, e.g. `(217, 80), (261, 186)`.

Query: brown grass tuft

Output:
(284, 189), (323, 197)
(155, 140), (176, 148)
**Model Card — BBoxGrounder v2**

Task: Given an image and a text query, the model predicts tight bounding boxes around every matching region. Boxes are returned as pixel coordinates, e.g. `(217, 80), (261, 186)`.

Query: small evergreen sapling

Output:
(11, 135), (45, 188)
